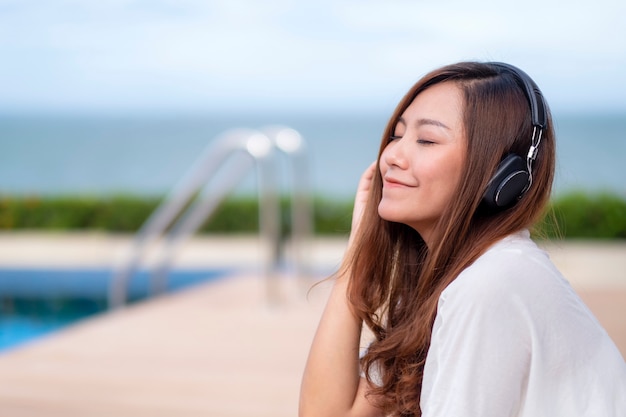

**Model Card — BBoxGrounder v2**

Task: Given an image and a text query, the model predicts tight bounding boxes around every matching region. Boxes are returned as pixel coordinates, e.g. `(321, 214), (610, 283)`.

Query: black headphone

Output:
(480, 62), (548, 211)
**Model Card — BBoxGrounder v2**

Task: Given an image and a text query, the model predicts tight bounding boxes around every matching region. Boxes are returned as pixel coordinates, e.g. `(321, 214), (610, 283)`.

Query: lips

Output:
(383, 176), (413, 187)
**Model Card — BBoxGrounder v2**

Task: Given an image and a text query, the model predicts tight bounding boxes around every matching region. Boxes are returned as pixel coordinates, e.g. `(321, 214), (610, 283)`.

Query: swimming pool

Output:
(0, 267), (230, 352)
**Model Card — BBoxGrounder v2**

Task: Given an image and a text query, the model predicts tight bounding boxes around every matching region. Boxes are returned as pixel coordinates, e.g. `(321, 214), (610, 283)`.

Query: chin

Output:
(378, 202), (406, 224)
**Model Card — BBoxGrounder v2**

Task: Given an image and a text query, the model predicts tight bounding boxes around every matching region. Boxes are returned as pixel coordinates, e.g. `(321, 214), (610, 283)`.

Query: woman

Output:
(299, 62), (626, 417)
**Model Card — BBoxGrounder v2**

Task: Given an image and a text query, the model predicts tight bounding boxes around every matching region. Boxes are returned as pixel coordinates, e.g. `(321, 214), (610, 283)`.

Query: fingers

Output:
(351, 161), (378, 241)
(358, 161), (377, 189)
(356, 161), (377, 200)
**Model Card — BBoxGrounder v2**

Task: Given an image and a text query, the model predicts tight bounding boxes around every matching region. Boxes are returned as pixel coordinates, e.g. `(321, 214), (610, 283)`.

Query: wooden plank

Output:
(0, 275), (332, 417)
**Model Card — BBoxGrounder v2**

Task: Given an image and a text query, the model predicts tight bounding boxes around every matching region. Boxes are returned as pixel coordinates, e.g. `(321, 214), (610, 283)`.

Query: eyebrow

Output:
(397, 116), (450, 130)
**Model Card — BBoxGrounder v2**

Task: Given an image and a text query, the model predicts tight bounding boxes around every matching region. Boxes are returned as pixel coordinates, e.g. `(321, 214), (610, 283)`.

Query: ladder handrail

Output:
(108, 126), (312, 309)
(148, 154), (256, 296)
(261, 125), (313, 280)
(108, 128), (278, 309)
(149, 133), (282, 303)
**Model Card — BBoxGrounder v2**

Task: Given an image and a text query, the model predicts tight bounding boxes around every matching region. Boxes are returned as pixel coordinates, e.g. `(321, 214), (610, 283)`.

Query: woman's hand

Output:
(350, 161), (377, 244)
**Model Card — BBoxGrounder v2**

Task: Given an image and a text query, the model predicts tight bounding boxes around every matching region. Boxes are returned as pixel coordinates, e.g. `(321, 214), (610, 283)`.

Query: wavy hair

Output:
(343, 62), (555, 416)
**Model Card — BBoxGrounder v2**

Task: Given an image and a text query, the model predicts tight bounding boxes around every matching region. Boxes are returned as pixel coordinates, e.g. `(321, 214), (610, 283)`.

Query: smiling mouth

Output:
(383, 178), (413, 187)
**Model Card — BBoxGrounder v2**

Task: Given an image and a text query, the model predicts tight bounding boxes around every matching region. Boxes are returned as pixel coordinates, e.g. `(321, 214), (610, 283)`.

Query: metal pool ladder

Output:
(108, 126), (312, 309)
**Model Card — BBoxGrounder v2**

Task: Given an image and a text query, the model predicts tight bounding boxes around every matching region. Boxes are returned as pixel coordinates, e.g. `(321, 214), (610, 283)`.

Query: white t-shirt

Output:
(421, 230), (626, 416)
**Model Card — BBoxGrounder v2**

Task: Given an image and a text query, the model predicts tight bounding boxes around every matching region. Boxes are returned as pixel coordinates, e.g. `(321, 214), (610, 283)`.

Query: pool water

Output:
(0, 267), (230, 352)
(0, 298), (105, 352)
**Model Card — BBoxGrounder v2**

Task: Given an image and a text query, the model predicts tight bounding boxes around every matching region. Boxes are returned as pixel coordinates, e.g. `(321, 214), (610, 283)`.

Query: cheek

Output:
(410, 158), (440, 184)
(419, 155), (465, 194)
(441, 160), (466, 200)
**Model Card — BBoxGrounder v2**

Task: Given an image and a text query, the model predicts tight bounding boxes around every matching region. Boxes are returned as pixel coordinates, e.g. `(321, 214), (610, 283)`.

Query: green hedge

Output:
(0, 195), (353, 236)
(538, 192), (626, 239)
(0, 195), (159, 232)
(0, 192), (624, 239)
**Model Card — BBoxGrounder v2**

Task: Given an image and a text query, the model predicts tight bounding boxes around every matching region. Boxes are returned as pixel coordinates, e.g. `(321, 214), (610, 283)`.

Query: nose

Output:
(383, 137), (409, 169)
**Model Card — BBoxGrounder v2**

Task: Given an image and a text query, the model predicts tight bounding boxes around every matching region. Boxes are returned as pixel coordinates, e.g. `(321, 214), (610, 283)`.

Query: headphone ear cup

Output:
(481, 154), (530, 210)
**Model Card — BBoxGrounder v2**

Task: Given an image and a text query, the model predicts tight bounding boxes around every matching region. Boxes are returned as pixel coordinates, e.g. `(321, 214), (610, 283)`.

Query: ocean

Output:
(0, 111), (625, 200)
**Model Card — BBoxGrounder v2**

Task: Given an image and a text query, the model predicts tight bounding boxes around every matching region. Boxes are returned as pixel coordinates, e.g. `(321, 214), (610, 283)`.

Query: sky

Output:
(1, 0), (625, 115)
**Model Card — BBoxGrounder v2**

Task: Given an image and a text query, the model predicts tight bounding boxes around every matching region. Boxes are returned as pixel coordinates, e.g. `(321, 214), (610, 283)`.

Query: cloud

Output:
(0, 0), (624, 113)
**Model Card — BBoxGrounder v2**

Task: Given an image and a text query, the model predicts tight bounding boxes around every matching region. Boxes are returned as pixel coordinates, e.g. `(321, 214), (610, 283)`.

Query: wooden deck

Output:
(0, 274), (332, 417)
(0, 235), (624, 416)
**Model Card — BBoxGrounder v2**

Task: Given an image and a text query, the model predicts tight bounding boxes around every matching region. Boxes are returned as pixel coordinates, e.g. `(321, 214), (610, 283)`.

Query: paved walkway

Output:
(0, 233), (624, 416)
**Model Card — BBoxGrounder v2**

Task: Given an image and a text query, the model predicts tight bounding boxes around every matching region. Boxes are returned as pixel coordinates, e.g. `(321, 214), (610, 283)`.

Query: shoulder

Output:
(442, 230), (564, 305)
(434, 230), (576, 330)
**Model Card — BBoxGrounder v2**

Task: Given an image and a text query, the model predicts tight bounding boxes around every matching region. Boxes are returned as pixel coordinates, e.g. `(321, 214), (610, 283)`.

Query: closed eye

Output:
(417, 139), (435, 145)
(389, 135), (402, 142)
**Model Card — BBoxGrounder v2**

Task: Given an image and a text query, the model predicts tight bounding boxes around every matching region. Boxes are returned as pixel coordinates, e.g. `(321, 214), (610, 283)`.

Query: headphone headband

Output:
(489, 62), (548, 129)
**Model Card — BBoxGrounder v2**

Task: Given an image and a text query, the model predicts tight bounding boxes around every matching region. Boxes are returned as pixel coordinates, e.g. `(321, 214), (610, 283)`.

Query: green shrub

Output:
(546, 192), (626, 239)
(0, 195), (158, 232)
(201, 198), (260, 233)
(311, 197), (353, 235)
(0, 195), (354, 235)
(200, 196), (352, 235)
(0, 192), (624, 239)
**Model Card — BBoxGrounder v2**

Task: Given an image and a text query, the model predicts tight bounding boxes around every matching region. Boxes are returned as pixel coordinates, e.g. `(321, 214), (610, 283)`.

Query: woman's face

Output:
(378, 81), (467, 245)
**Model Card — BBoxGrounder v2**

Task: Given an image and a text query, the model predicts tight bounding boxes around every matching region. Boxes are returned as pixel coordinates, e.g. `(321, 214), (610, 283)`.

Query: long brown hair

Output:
(344, 62), (555, 416)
